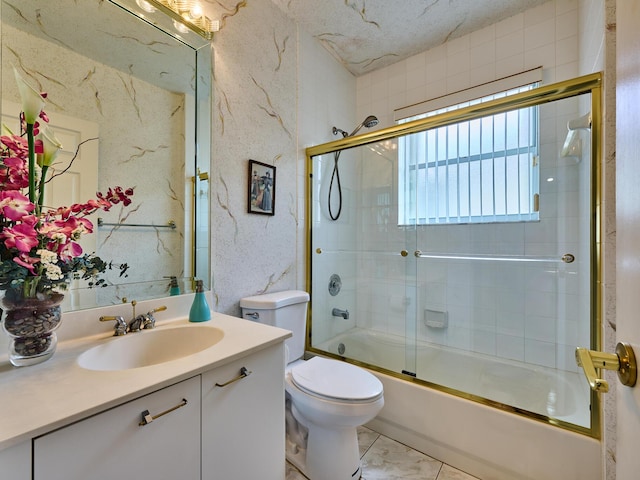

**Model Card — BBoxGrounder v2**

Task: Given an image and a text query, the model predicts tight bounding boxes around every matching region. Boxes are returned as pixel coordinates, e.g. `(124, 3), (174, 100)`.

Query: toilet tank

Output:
(240, 290), (310, 363)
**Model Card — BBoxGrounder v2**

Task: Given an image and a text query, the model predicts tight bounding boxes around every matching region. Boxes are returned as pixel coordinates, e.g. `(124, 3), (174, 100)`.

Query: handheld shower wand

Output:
(328, 115), (379, 221)
(331, 116), (378, 138)
(349, 115), (379, 136)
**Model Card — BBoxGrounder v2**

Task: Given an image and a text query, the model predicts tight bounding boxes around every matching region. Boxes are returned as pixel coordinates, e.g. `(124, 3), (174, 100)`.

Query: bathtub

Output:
(315, 329), (601, 480)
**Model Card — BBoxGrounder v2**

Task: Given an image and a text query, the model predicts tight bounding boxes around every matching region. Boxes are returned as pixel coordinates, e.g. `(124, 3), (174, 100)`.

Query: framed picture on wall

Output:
(248, 159), (276, 215)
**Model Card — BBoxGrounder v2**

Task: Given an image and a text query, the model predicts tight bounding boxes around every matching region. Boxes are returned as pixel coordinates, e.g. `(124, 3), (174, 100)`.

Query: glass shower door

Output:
(405, 92), (593, 428)
(307, 74), (601, 434)
(309, 143), (419, 377)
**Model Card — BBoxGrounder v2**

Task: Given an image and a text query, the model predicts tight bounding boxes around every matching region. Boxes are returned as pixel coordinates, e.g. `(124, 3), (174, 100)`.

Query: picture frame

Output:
(248, 159), (276, 215)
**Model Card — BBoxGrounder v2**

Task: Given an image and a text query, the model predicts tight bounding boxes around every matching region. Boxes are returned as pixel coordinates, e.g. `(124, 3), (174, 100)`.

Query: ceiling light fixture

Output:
(135, 0), (157, 13)
(143, 0), (217, 39)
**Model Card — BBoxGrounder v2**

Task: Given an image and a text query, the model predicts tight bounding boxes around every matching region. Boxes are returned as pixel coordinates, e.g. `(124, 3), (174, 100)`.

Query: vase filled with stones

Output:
(1, 291), (65, 367)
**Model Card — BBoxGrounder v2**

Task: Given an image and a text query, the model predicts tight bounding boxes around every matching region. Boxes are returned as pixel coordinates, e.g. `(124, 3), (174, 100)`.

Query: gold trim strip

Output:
(306, 73), (602, 158)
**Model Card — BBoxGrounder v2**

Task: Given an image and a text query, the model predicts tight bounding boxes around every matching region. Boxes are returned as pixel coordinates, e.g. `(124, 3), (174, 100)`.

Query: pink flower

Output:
(97, 186), (135, 207)
(1, 135), (29, 156)
(13, 253), (40, 275)
(0, 157), (30, 190)
(76, 217), (94, 235)
(34, 138), (43, 155)
(39, 219), (70, 243)
(1, 223), (39, 253)
(58, 241), (83, 261)
(0, 190), (35, 221)
(20, 214), (39, 228)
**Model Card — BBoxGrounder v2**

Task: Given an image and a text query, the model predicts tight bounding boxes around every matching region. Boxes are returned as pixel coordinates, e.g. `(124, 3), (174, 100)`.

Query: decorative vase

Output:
(1, 291), (64, 367)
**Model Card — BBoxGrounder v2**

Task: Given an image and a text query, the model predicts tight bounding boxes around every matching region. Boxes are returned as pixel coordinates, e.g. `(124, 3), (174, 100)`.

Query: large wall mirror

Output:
(1, 0), (212, 311)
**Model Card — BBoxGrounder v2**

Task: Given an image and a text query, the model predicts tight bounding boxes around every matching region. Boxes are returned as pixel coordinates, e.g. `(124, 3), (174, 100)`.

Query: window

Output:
(398, 84), (540, 225)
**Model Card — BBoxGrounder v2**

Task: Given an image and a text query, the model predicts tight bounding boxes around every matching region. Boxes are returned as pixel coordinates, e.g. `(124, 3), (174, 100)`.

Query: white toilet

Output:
(240, 290), (384, 480)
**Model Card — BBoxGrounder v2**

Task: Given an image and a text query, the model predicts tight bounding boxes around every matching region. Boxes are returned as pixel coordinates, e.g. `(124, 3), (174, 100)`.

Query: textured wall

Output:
(205, 1), (355, 314)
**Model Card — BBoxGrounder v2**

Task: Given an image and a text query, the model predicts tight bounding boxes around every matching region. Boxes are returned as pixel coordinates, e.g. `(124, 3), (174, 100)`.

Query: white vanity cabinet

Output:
(33, 375), (201, 480)
(201, 343), (285, 480)
(0, 441), (30, 480)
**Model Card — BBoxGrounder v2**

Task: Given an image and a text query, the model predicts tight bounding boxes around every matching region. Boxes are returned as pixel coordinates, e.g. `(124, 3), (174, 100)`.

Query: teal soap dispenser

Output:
(189, 279), (211, 322)
(168, 276), (181, 296)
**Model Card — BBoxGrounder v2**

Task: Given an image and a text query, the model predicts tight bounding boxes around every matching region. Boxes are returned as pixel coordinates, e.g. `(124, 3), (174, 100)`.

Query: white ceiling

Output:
(271, 0), (550, 76)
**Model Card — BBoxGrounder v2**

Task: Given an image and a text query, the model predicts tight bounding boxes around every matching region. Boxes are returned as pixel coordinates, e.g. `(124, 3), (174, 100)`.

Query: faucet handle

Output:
(100, 315), (127, 336)
(148, 305), (167, 315)
(142, 305), (167, 329)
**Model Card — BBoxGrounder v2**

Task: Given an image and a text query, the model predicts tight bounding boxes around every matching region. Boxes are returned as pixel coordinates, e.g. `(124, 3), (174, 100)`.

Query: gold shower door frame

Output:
(305, 72), (603, 438)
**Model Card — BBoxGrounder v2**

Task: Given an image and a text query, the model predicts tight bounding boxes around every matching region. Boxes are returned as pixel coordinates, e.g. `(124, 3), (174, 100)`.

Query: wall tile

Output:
(524, 18), (556, 51)
(496, 13), (524, 38)
(496, 30), (525, 60)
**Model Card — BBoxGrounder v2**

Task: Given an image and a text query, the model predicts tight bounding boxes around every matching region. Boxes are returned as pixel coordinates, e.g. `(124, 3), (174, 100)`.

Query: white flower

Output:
(44, 263), (63, 281)
(37, 125), (63, 167)
(37, 249), (58, 265)
(50, 232), (67, 244)
(13, 67), (45, 125)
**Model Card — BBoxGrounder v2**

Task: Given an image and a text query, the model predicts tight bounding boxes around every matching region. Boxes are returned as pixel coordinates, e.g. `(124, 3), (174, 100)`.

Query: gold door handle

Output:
(575, 342), (637, 393)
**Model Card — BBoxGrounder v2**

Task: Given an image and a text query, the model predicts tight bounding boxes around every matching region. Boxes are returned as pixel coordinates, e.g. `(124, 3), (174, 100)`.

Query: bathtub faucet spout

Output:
(332, 308), (350, 319)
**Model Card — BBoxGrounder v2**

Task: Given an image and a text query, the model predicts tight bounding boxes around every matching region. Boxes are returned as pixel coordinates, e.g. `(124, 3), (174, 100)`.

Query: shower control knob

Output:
(328, 274), (342, 296)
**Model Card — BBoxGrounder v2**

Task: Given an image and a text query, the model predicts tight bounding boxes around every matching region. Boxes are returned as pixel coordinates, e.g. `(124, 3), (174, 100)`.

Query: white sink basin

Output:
(78, 325), (224, 371)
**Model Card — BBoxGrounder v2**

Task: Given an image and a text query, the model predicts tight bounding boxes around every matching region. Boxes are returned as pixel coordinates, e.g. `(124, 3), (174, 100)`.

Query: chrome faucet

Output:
(127, 301), (167, 332)
(99, 315), (128, 336)
(128, 315), (145, 332)
(332, 308), (350, 319)
(99, 301), (167, 336)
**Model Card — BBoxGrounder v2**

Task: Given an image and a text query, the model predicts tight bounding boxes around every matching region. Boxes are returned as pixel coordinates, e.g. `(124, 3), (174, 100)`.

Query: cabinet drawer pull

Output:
(215, 367), (252, 387)
(139, 398), (188, 426)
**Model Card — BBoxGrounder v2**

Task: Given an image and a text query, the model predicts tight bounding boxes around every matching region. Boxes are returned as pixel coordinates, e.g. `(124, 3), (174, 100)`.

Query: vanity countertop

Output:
(0, 309), (291, 451)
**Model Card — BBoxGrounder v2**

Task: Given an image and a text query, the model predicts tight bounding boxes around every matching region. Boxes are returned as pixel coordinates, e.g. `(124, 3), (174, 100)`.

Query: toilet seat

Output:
(290, 356), (383, 402)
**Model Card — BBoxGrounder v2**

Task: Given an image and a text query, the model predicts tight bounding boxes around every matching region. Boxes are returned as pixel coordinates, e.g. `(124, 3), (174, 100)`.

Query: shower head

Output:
(332, 115), (379, 139)
(349, 115), (379, 136)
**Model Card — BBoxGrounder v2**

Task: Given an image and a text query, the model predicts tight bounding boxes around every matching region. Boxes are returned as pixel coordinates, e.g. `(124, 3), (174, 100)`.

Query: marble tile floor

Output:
(285, 426), (481, 480)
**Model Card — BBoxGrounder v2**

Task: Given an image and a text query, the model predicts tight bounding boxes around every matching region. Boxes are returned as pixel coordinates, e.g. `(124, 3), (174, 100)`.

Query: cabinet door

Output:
(34, 376), (201, 480)
(202, 343), (285, 480)
(0, 440), (31, 480)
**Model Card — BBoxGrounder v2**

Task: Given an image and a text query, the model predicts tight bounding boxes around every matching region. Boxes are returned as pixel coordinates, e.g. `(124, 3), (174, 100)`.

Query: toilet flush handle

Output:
(244, 311), (260, 320)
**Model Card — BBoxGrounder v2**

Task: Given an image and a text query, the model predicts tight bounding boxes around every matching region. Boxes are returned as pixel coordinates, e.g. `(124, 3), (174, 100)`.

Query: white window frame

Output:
(395, 69), (542, 226)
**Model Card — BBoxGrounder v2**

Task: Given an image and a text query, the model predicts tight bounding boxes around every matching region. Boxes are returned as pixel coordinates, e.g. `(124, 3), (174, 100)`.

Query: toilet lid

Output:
(291, 357), (383, 401)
